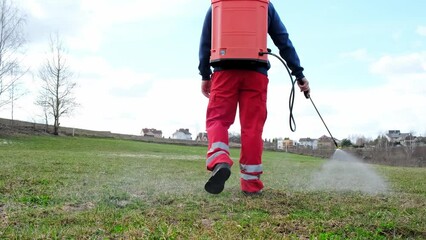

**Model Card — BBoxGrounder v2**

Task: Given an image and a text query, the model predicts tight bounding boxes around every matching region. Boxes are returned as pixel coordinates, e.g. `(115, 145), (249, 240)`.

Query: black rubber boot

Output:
(204, 163), (231, 194)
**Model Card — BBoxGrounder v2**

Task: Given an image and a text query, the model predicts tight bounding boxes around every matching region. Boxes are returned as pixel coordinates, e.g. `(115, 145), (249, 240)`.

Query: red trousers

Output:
(205, 70), (268, 193)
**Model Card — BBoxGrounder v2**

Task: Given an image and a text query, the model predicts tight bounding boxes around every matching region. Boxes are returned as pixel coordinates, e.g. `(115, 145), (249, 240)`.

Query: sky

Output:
(1, 0), (425, 142)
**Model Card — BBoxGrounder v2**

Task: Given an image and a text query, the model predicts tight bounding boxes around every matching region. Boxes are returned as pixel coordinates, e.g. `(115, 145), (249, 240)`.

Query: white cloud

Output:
(340, 49), (370, 61)
(20, 0), (45, 18)
(266, 51), (426, 141)
(417, 26), (426, 37)
(20, 0), (84, 44)
(80, 0), (199, 23)
(359, 52), (426, 136)
(370, 52), (426, 77)
(20, 0), (204, 52)
(59, 75), (207, 138)
(279, 81), (426, 141)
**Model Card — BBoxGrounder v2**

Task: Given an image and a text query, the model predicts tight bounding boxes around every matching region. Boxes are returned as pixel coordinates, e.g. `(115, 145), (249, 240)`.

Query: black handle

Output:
(297, 79), (310, 99)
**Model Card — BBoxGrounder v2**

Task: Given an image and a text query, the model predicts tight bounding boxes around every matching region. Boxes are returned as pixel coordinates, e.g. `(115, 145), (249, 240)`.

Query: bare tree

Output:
(8, 70), (27, 122)
(402, 131), (416, 162)
(355, 135), (367, 147)
(0, 0), (26, 109)
(373, 133), (391, 164)
(36, 34), (78, 135)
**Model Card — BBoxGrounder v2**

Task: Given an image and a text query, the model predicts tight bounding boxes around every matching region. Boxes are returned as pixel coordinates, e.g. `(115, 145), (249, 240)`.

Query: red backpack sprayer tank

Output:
(211, 0), (339, 149)
(210, 0), (269, 64)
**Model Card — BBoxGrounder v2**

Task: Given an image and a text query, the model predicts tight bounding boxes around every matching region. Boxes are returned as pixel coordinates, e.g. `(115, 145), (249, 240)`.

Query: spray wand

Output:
(259, 49), (339, 148)
(298, 83), (339, 148)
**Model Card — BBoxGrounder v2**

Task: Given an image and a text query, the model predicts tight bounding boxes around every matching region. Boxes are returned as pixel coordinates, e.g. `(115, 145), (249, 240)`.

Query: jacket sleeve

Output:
(268, 3), (305, 79)
(198, 7), (212, 80)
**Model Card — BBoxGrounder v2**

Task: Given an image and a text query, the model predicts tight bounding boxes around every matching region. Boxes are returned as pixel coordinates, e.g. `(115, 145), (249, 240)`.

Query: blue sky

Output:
(2, 0), (425, 141)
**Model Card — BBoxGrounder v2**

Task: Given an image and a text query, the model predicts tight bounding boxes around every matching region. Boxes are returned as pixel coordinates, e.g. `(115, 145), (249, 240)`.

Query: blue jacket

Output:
(198, 2), (305, 80)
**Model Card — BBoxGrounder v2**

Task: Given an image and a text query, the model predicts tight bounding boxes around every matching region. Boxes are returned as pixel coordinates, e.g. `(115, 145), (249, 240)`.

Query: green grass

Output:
(0, 135), (425, 239)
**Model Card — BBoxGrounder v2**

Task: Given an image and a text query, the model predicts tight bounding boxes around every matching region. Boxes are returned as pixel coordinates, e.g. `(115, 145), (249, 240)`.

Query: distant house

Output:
(172, 128), (192, 140)
(317, 135), (338, 149)
(283, 138), (296, 151)
(140, 128), (162, 138)
(299, 137), (318, 149)
(275, 138), (296, 151)
(276, 138), (284, 150)
(385, 130), (411, 145)
(196, 132), (208, 141)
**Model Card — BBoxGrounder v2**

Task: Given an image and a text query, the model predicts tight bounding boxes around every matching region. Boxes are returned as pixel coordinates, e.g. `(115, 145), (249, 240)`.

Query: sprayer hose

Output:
(260, 51), (298, 132)
(260, 51), (339, 147)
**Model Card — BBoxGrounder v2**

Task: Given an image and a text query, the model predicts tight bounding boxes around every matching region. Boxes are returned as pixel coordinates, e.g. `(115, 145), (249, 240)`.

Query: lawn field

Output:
(0, 136), (425, 239)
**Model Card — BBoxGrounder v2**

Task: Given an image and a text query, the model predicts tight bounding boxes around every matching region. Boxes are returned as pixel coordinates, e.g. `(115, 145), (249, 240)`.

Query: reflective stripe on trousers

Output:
(206, 141), (231, 167)
(240, 164), (263, 173)
(240, 164), (262, 181)
(241, 173), (260, 180)
(208, 142), (229, 154)
(206, 150), (228, 165)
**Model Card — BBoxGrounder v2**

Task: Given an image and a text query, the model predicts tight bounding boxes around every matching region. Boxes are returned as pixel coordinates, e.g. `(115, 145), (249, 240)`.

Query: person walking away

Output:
(198, 1), (310, 195)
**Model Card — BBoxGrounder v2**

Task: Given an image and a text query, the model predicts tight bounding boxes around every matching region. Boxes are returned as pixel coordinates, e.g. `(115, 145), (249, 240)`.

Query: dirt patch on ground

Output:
(0, 203), (8, 227)
(61, 202), (95, 212)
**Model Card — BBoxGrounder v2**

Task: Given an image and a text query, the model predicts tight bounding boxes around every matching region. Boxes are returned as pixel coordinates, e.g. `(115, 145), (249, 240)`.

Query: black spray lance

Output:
(259, 49), (339, 148)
